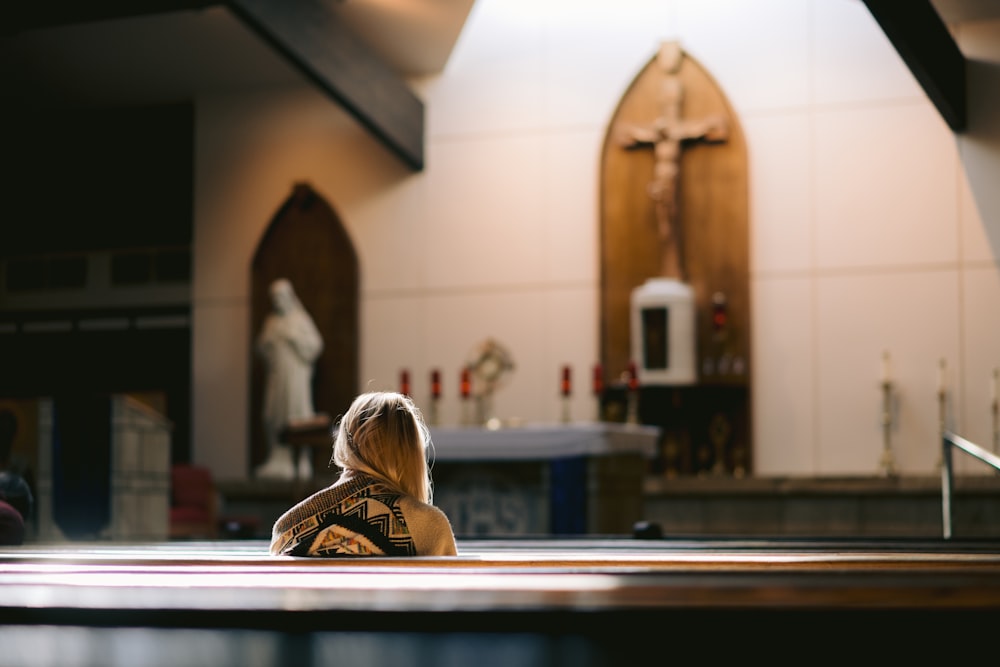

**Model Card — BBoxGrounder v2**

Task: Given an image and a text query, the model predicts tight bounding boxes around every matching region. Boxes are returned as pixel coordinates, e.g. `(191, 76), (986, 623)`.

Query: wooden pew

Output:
(1, 537), (998, 664)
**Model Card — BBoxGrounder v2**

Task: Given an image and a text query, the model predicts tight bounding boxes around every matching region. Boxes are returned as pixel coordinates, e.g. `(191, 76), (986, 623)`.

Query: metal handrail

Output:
(941, 430), (1000, 539)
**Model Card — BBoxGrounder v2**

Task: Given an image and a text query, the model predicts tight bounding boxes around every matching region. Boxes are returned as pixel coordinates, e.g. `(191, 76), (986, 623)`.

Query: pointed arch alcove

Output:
(249, 183), (359, 474)
(599, 44), (752, 476)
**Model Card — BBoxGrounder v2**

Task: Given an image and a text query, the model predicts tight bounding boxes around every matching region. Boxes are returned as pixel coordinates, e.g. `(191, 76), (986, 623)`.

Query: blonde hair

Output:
(330, 392), (434, 503)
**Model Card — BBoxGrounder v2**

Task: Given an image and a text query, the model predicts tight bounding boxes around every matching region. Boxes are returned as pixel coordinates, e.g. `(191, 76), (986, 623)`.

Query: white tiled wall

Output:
(811, 0), (925, 105)
(745, 113), (812, 274)
(813, 104), (959, 270)
(751, 276), (816, 475)
(815, 271), (962, 473)
(677, 0), (812, 113)
(192, 0), (1000, 480)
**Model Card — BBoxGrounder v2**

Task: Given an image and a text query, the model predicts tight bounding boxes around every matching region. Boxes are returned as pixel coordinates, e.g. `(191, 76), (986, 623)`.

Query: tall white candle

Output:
(938, 358), (947, 393)
(881, 350), (890, 384)
(992, 368), (998, 405)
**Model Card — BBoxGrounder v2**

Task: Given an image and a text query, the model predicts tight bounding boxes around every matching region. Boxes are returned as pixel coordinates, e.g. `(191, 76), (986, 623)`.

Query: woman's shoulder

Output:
(397, 496), (458, 556)
(348, 475), (452, 529)
(273, 475), (368, 528)
(396, 494), (450, 520)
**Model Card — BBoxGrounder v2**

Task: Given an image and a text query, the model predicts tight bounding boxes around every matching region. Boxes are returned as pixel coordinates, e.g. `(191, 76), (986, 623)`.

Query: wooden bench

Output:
(2, 537), (998, 664)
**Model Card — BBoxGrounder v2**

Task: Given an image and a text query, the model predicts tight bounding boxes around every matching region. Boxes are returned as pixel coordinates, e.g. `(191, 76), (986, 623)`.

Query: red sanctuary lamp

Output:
(712, 294), (728, 336)
(400, 369), (411, 397)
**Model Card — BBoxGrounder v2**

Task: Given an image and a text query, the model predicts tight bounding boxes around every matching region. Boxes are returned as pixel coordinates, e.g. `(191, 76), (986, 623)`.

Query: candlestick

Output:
(993, 368), (999, 456)
(460, 367), (472, 426)
(879, 354), (895, 476)
(460, 367), (471, 399)
(938, 358), (947, 422)
(937, 359), (948, 471)
(626, 361), (639, 425)
(560, 365), (571, 423)
(592, 363), (604, 421)
(429, 369), (441, 426)
(431, 369), (442, 399)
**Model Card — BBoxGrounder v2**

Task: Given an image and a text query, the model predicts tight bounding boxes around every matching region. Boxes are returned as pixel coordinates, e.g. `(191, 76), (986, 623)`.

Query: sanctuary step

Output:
(642, 474), (1000, 539)
(218, 422), (660, 539)
(214, 474), (1000, 541)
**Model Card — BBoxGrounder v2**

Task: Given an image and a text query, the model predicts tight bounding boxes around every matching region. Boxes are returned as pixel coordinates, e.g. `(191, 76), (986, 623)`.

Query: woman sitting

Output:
(270, 391), (457, 557)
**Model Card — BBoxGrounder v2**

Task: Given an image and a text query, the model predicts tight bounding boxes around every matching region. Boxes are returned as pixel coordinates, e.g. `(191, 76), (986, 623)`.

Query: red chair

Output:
(169, 464), (218, 539)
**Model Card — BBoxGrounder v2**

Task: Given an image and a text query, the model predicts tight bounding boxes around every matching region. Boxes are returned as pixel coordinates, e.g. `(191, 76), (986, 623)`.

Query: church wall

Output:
(192, 85), (413, 475)
(955, 18), (1000, 473)
(187, 0), (1000, 481)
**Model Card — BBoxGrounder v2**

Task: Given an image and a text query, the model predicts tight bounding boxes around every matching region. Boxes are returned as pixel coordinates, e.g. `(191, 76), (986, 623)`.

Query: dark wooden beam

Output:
(0, 1), (217, 35)
(227, 0), (425, 170)
(862, 0), (967, 133)
(1, 0), (425, 171)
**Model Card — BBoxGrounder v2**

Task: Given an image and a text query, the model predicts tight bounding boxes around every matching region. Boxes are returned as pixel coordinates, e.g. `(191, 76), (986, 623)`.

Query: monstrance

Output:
(465, 337), (515, 426)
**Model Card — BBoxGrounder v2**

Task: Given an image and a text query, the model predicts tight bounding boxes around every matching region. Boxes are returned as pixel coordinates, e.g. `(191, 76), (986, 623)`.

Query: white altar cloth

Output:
(429, 422), (660, 461)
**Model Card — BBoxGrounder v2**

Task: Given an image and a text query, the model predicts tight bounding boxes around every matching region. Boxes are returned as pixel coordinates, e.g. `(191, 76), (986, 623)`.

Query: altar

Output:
(428, 422), (659, 536)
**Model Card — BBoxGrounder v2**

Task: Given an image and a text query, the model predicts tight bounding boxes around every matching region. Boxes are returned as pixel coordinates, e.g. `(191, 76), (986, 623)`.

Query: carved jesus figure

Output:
(617, 41), (729, 281)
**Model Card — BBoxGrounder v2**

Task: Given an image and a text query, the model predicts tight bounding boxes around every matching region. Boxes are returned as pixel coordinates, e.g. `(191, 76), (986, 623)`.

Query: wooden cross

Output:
(617, 42), (729, 282)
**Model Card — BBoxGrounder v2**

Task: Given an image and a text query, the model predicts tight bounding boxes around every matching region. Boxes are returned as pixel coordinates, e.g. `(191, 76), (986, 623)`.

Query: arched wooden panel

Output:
(249, 183), (359, 474)
(599, 44), (752, 476)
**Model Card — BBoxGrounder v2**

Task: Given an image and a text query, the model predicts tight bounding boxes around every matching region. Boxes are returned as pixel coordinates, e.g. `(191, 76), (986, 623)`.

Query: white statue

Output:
(256, 278), (324, 479)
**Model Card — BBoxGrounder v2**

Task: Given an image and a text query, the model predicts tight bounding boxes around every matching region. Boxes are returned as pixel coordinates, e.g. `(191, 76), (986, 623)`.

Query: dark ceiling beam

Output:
(228, 0), (424, 170)
(0, 1), (217, 35)
(2, 0), (425, 171)
(862, 0), (967, 133)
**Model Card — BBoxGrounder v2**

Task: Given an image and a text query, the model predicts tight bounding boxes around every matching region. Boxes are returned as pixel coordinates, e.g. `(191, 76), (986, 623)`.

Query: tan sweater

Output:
(270, 473), (457, 557)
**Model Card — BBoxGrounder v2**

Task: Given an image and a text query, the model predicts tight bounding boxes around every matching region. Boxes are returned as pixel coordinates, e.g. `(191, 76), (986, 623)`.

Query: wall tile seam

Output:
(362, 281), (597, 299)
(754, 263), (967, 279)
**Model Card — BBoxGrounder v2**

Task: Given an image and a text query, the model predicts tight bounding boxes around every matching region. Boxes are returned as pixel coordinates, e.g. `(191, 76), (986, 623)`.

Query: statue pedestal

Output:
(254, 445), (299, 481)
(267, 414), (332, 482)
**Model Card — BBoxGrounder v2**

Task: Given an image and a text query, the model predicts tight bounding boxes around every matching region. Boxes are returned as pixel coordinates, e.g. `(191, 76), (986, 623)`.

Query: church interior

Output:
(2, 0), (1000, 663)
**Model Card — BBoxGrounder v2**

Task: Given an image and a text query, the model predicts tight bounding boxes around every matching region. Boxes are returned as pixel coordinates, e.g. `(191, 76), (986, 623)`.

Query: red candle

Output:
(400, 369), (410, 396)
(628, 361), (638, 391)
(561, 365), (572, 397)
(431, 369), (441, 399)
(712, 291), (728, 333)
(592, 364), (603, 395)
(460, 367), (471, 399)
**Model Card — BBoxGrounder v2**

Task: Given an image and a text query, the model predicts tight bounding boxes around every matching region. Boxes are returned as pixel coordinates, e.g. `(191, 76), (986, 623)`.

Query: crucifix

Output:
(617, 41), (729, 282)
